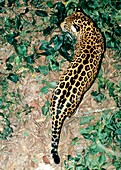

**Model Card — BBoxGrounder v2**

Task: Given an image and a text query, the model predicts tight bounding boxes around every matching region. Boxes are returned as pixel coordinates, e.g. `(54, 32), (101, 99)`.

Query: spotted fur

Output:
(50, 8), (105, 164)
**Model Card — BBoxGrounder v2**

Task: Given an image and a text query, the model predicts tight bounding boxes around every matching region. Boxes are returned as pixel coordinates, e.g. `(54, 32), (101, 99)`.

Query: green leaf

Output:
(119, 81), (121, 87)
(7, 0), (16, 7)
(89, 144), (101, 155)
(107, 82), (115, 97)
(5, 33), (17, 45)
(24, 54), (34, 64)
(15, 56), (21, 65)
(43, 26), (54, 36)
(24, 104), (33, 115)
(91, 91), (106, 102)
(41, 79), (47, 84)
(0, 113), (13, 140)
(40, 41), (49, 50)
(50, 2), (67, 26)
(40, 86), (48, 94)
(40, 80), (56, 95)
(66, 2), (77, 15)
(7, 73), (19, 83)
(15, 15), (22, 30)
(58, 32), (75, 61)
(35, 65), (49, 76)
(0, 98), (3, 108)
(46, 81), (57, 89)
(42, 100), (50, 116)
(6, 54), (15, 63)
(40, 42), (55, 55)
(68, 155), (74, 161)
(80, 115), (94, 125)
(59, 46), (73, 62)
(6, 63), (13, 70)
(17, 44), (27, 57)
(0, 28), (5, 35)
(0, 0), (5, 7)
(35, 10), (48, 17)
(115, 129), (121, 135)
(98, 153), (106, 165)
(71, 137), (78, 146)
(50, 15), (59, 25)
(74, 155), (81, 163)
(23, 131), (29, 137)
(46, 55), (55, 61)
(114, 64), (121, 71)
(46, 1), (53, 8)
(80, 125), (94, 136)
(53, 35), (63, 50)
(23, 0), (29, 6)
(49, 59), (59, 71)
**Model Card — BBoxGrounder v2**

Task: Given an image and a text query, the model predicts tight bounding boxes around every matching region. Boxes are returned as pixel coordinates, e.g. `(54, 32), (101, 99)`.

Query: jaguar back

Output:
(50, 8), (105, 164)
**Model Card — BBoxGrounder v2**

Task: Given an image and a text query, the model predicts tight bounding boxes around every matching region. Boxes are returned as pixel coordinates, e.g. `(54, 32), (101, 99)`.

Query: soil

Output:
(0, 7), (119, 169)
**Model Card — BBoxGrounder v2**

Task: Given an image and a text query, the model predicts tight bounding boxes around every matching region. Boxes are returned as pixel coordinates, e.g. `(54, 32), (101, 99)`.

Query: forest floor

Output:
(0, 41), (118, 170)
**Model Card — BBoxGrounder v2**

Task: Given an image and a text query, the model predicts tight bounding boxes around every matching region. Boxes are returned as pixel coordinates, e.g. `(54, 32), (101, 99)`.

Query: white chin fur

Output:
(71, 25), (77, 32)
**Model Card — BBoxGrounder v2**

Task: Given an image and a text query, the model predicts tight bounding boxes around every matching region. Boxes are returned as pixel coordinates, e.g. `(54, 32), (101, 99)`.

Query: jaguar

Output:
(50, 8), (105, 164)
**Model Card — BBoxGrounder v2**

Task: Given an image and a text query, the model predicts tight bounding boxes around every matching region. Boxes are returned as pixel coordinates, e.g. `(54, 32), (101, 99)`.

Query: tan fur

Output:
(50, 10), (105, 164)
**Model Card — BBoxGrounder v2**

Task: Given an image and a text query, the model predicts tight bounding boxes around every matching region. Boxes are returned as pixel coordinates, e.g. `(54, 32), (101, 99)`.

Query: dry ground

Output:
(0, 44), (118, 170)
(0, 11), (119, 169)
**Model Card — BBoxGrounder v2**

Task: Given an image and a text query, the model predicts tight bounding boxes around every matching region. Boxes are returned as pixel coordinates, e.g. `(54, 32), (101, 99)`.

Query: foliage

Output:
(64, 109), (121, 170)
(0, 113), (13, 140)
(0, 77), (33, 139)
(78, 0), (121, 51)
(0, 0), (121, 169)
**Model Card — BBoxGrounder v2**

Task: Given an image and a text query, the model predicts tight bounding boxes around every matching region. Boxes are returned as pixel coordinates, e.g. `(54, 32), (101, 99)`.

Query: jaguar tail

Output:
(51, 114), (65, 164)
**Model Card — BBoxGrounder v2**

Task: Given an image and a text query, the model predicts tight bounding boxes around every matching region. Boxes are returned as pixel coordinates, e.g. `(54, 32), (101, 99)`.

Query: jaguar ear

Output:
(76, 7), (83, 12)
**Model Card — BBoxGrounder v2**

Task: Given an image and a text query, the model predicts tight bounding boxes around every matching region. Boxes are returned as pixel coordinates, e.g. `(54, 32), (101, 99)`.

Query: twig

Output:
(65, 106), (120, 126)
(83, 106), (119, 115)
(97, 140), (121, 158)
